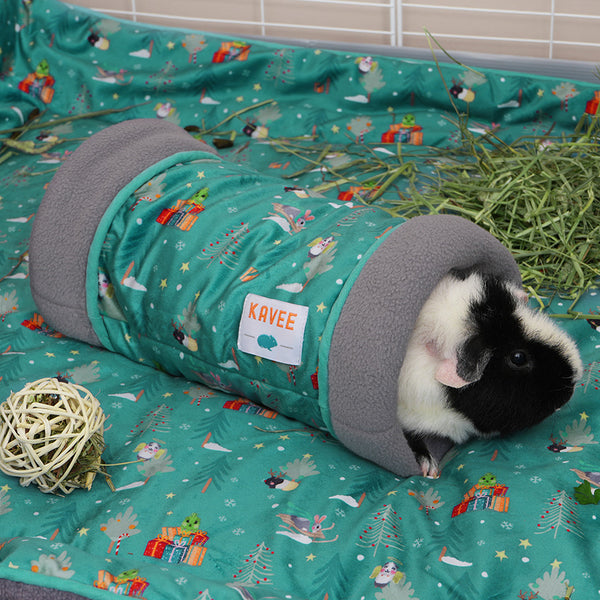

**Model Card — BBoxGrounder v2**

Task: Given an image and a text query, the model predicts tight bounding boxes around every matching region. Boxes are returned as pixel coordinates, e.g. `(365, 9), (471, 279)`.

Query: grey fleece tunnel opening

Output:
(29, 119), (522, 477)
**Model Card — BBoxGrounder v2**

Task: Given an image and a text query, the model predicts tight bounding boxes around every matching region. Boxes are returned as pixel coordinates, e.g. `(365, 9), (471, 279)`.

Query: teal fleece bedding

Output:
(1, 1), (600, 599)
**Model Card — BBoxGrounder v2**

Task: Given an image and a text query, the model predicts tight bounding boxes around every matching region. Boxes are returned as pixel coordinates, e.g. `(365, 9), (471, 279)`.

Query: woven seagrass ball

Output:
(0, 377), (106, 495)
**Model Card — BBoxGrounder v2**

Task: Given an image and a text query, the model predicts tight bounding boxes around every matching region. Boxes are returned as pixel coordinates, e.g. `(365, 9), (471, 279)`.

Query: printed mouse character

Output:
(397, 270), (583, 478)
(370, 561), (404, 588)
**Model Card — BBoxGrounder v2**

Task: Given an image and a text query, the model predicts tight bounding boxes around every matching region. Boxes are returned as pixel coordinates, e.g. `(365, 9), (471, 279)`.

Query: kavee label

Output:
(238, 293), (309, 365)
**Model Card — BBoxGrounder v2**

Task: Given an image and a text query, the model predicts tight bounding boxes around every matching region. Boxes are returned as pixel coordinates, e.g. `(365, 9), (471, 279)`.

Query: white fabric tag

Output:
(238, 293), (309, 365)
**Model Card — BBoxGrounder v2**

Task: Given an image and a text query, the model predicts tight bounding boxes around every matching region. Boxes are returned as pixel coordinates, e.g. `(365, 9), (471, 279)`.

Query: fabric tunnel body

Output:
(29, 119), (522, 477)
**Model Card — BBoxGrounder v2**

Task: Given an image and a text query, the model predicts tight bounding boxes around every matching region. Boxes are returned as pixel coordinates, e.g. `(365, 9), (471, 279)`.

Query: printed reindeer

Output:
(276, 512), (338, 543)
(171, 319), (198, 352)
(264, 469), (299, 492)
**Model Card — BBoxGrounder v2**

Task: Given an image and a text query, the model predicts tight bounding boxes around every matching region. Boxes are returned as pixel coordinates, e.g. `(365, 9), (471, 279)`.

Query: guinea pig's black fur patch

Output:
(447, 275), (579, 437)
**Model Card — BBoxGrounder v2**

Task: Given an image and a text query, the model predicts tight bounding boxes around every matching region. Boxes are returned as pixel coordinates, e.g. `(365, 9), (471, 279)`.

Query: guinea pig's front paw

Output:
(419, 456), (440, 479)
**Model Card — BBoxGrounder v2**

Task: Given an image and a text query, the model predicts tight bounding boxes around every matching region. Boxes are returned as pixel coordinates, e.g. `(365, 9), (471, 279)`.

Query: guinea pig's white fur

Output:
(397, 273), (483, 443)
(396, 271), (584, 444)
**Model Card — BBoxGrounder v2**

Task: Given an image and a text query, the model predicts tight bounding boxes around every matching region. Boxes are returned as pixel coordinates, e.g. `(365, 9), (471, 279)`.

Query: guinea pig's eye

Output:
(508, 350), (529, 368)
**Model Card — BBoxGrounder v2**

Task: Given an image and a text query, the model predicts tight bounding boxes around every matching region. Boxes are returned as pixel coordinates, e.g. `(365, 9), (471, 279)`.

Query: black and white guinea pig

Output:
(397, 270), (583, 478)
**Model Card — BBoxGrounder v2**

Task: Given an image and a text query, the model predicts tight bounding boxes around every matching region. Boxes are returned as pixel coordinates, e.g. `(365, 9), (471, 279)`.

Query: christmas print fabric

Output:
(0, 0), (599, 599)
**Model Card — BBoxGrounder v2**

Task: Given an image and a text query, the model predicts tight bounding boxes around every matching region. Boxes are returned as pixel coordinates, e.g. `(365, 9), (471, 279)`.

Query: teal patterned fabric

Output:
(91, 147), (403, 431)
(0, 1), (599, 599)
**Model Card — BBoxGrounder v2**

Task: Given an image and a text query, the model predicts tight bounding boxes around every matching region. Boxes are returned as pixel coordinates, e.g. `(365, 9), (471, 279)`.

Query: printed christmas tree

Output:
(129, 403), (173, 437)
(357, 503), (403, 557)
(232, 542), (275, 586)
(535, 490), (583, 539)
(0, 486), (12, 516)
(199, 222), (250, 269)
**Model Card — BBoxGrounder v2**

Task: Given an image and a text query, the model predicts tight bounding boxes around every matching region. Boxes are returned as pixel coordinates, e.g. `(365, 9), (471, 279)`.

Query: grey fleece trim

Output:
(327, 214), (522, 476)
(29, 119), (215, 346)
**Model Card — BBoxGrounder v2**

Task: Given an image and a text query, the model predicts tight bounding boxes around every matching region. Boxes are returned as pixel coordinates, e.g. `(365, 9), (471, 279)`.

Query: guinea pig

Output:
(397, 270), (583, 478)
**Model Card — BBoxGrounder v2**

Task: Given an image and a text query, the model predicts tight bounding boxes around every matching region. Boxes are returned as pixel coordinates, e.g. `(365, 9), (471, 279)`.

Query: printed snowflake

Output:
(413, 538), (424, 548)
(111, 401), (122, 409)
(477, 540), (486, 546)
(501, 521), (513, 530)
(179, 423), (191, 431)
(227, 206), (238, 214)
(530, 476), (542, 484)
(224, 498), (237, 507)
(176, 577), (188, 586)
(176, 240), (185, 251)
(232, 528), (245, 536)
(335, 507), (346, 518)
(348, 464), (361, 471)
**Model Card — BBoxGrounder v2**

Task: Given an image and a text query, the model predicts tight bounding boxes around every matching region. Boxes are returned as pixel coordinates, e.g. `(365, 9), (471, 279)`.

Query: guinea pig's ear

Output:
(434, 357), (471, 389)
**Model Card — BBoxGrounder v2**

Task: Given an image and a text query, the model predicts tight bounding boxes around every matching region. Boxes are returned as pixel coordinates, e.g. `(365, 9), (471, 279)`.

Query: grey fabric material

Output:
(328, 214), (522, 476)
(29, 118), (215, 346)
(0, 579), (90, 600)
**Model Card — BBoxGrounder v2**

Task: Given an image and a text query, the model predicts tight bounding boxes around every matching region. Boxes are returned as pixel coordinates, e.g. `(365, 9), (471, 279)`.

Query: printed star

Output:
(273, 239), (282, 245)
(306, 553), (316, 561)
(180, 262), (190, 273)
(112, 93), (119, 100)
(550, 559), (562, 570)
(166, 41), (175, 50)
(78, 527), (90, 536)
(495, 550), (508, 561)
(160, 278), (168, 289)
(537, 88), (545, 97)
(279, 435), (290, 440)
(331, 124), (340, 134)
(236, 96), (245, 102)
(580, 411), (589, 421)
(70, 350), (80, 355)
(314, 49), (322, 55)
(316, 302), (327, 313)
(163, 392), (173, 398)
(253, 83), (262, 91)
(254, 356), (263, 365)
(166, 511), (173, 516)
(186, 182), (193, 188)
(303, 453), (313, 459)
(125, 333), (132, 343)
(387, 106), (395, 113)
(1, 484), (10, 493)
(387, 490), (398, 496)
(197, 171), (206, 179)
(519, 539), (532, 549)
(45, 352), (55, 358)
(166, 492), (176, 499)
(456, 464), (465, 471)
(254, 443), (264, 449)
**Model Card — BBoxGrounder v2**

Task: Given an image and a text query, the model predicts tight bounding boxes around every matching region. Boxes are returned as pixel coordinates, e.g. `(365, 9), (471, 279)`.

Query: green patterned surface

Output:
(0, 1), (599, 598)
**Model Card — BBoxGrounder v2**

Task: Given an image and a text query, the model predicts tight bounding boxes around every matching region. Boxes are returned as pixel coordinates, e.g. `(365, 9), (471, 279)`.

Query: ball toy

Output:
(0, 377), (105, 494)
